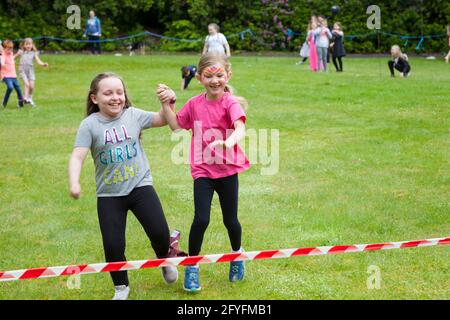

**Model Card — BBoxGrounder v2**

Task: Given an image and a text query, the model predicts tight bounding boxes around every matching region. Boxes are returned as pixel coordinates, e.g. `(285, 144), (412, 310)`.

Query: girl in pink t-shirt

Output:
(157, 53), (250, 292)
(1, 40), (24, 108)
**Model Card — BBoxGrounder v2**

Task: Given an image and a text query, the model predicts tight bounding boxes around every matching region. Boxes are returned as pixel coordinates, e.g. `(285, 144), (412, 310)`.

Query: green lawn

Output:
(0, 54), (448, 300)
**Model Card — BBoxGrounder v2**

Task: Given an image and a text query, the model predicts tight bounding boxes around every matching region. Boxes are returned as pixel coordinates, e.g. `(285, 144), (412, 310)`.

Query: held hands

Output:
(156, 84), (175, 102)
(70, 182), (81, 200)
(156, 84), (176, 109)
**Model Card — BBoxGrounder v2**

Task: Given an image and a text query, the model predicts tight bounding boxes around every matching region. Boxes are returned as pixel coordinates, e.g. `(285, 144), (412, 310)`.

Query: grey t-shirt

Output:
(75, 107), (154, 197)
(19, 50), (36, 67)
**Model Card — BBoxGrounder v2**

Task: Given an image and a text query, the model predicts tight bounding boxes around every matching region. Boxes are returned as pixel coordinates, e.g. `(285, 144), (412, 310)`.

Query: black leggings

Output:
(97, 186), (170, 286)
(388, 60), (410, 77)
(189, 174), (241, 256)
(88, 35), (101, 54)
(332, 56), (343, 71)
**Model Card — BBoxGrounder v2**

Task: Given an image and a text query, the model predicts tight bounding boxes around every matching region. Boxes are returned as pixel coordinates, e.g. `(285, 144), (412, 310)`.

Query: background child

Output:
(331, 22), (346, 72)
(388, 45), (411, 77)
(297, 26), (310, 65)
(68, 72), (178, 300)
(308, 19), (318, 72)
(18, 38), (49, 107)
(0, 40), (24, 108)
(157, 54), (250, 292)
(445, 26), (450, 63)
(315, 18), (332, 72)
(180, 65), (197, 91)
(202, 23), (231, 57)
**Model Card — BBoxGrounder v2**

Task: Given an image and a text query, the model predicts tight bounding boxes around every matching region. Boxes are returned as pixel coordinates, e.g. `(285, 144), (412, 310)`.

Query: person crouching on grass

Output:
(180, 65), (197, 91)
(388, 45), (411, 78)
(68, 72), (180, 300)
(156, 54), (250, 292)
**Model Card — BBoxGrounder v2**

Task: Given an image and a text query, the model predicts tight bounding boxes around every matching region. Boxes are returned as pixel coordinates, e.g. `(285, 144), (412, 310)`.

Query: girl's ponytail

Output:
(225, 84), (248, 111)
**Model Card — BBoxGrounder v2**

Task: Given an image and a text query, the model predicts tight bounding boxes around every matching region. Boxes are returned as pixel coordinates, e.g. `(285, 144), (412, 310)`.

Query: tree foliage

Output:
(0, 0), (448, 53)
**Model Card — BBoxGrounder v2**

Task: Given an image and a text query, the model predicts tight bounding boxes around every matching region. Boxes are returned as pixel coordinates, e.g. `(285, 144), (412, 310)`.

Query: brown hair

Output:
(2, 40), (14, 49)
(86, 72), (132, 117)
(181, 66), (190, 76)
(197, 54), (248, 109)
(20, 38), (38, 51)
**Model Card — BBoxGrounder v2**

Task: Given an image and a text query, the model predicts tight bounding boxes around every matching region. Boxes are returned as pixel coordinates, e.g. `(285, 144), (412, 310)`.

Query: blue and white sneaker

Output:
(184, 266), (201, 292)
(229, 260), (245, 282)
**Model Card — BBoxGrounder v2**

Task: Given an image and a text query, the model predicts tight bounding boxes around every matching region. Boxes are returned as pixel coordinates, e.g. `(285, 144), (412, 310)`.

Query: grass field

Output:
(0, 54), (448, 300)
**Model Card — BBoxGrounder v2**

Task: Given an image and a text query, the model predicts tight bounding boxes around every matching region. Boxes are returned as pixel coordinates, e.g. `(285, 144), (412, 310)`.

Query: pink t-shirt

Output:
(177, 92), (250, 180)
(0, 51), (17, 79)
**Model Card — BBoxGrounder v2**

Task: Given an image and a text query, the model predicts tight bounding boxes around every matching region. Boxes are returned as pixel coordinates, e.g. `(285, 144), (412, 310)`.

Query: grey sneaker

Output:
(161, 266), (178, 284)
(112, 285), (130, 300)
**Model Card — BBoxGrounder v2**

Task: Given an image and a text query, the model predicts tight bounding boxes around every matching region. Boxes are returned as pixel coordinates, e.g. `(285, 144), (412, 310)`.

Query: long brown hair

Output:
(197, 54), (248, 109)
(86, 72), (132, 117)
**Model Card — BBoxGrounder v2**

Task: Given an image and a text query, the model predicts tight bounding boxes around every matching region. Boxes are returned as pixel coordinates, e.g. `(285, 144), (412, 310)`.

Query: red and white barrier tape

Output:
(1, 237), (448, 282)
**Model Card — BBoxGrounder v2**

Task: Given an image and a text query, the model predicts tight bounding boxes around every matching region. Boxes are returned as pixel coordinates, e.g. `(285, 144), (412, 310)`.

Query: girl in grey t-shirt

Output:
(68, 72), (180, 300)
(17, 38), (48, 107)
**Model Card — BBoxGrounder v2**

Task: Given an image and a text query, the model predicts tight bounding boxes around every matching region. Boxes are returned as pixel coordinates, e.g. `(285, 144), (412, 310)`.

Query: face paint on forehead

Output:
(203, 65), (226, 76)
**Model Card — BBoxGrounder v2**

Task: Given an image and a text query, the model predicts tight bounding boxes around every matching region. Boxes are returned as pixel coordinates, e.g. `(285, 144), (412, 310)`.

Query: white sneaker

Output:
(29, 99), (36, 108)
(112, 285), (130, 300)
(161, 266), (178, 284)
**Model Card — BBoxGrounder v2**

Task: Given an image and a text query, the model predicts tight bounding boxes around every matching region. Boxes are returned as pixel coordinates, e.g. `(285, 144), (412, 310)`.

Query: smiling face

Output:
(198, 64), (230, 100)
(90, 77), (126, 119)
(23, 41), (33, 51)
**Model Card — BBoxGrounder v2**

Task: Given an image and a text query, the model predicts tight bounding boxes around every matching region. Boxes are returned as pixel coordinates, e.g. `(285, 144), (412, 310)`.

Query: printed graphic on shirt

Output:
(98, 125), (140, 186)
